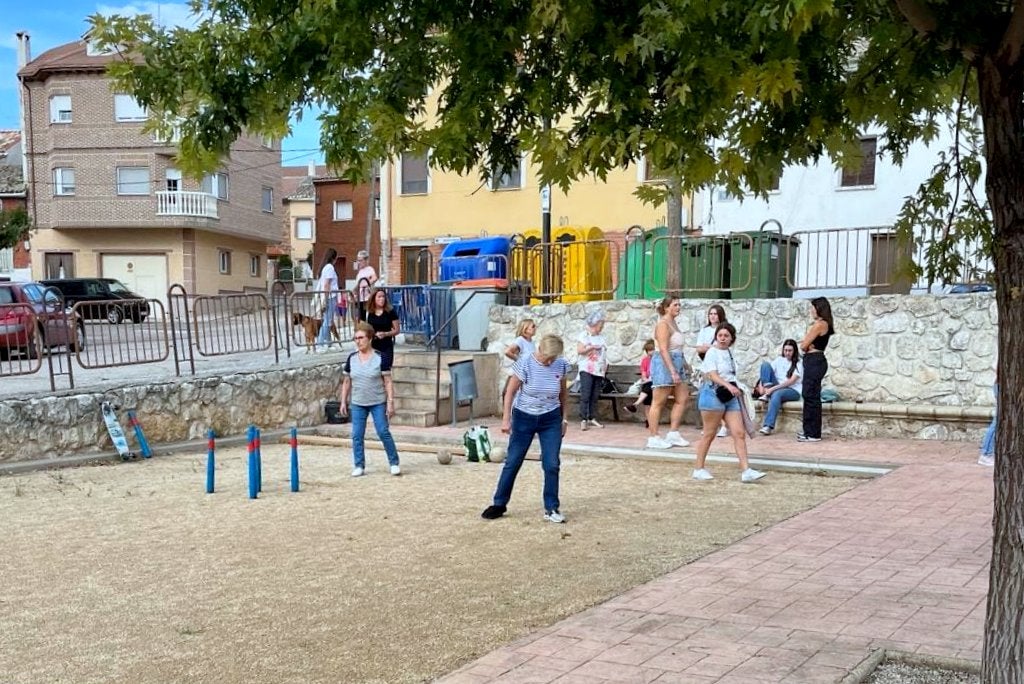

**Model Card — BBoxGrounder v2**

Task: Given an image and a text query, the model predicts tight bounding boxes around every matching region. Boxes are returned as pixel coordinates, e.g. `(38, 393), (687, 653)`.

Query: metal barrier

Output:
(0, 303), (43, 377)
(287, 288), (354, 351)
(632, 233), (753, 297)
(72, 299), (170, 368)
(191, 293), (277, 359)
(509, 238), (620, 302)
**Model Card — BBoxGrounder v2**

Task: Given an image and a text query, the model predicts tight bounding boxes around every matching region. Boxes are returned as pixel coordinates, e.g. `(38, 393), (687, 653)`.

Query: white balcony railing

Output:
(155, 191), (218, 219)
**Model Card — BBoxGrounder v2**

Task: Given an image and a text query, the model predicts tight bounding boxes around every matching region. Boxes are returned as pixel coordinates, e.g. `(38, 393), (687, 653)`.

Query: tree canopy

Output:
(92, 2), (1024, 679)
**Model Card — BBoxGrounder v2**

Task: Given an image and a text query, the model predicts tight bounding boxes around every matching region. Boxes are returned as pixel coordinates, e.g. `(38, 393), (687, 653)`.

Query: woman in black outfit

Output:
(365, 287), (400, 369)
(797, 297), (834, 442)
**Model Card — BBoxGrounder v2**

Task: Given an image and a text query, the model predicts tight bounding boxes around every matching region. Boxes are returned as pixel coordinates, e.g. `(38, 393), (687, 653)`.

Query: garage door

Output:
(101, 254), (169, 316)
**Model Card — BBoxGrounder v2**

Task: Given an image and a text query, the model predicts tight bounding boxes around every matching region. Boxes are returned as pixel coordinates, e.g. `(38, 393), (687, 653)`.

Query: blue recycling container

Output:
(439, 236), (511, 281)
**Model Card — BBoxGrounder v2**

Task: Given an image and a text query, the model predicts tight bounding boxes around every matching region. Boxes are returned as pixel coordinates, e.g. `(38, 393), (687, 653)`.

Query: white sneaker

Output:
(580, 420), (589, 432)
(716, 426), (729, 438)
(589, 419), (604, 429)
(692, 468), (714, 481)
(741, 468), (766, 483)
(665, 431), (690, 447)
(544, 510), (566, 523)
(978, 454), (995, 467)
(759, 426), (773, 435)
(390, 464), (401, 476)
(646, 436), (672, 449)
(351, 467), (364, 477)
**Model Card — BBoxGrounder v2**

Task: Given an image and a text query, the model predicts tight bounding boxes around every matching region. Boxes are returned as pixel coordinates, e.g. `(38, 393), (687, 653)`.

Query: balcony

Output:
(155, 191), (218, 219)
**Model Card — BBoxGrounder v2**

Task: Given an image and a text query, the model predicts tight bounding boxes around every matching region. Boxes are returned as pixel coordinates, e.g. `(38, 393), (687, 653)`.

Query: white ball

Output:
(437, 449), (453, 465)
(489, 446), (506, 463)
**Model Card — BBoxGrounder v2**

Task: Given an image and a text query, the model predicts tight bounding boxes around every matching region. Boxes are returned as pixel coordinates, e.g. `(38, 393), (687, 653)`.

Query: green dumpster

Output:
(616, 226), (667, 299)
(727, 231), (800, 299)
(680, 236), (730, 300)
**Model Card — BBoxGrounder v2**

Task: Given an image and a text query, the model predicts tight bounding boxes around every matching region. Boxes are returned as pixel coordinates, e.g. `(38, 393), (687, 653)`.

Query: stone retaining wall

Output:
(487, 292), (997, 440)
(0, 365), (340, 463)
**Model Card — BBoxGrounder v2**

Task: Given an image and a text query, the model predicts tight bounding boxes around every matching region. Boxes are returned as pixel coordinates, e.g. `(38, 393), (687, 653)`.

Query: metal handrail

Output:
(426, 287), (505, 425)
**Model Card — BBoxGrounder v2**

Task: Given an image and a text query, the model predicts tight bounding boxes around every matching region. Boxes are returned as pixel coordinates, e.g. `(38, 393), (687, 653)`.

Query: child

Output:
(624, 339), (655, 421)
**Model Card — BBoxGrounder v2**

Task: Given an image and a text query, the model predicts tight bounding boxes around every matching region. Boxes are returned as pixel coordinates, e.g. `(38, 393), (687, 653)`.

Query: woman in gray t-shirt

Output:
(339, 322), (401, 477)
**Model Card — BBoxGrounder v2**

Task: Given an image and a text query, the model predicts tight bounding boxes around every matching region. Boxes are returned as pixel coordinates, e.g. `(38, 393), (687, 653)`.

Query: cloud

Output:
(95, 2), (201, 29)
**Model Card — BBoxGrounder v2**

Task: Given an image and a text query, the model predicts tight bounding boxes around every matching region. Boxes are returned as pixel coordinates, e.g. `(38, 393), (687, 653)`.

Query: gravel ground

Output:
(0, 445), (857, 683)
(865, 662), (980, 683)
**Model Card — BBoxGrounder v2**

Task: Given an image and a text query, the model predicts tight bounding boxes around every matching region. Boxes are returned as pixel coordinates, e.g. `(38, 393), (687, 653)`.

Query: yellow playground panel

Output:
(512, 226), (613, 303)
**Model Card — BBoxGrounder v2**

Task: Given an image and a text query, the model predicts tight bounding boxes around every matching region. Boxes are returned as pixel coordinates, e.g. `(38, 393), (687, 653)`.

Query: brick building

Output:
(0, 130), (30, 278)
(16, 34), (281, 302)
(312, 175), (380, 286)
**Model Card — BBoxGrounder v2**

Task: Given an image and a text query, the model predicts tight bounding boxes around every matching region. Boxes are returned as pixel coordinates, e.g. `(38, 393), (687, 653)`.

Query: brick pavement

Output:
(402, 419), (993, 683)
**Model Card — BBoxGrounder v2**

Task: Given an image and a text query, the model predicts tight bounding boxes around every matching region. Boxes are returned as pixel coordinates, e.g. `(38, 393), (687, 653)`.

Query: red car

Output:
(0, 281), (85, 361)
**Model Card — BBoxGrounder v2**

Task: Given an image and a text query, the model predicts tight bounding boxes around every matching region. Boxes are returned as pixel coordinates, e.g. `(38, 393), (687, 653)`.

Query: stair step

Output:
(394, 395), (441, 412)
(391, 409), (436, 428)
(392, 379), (450, 398)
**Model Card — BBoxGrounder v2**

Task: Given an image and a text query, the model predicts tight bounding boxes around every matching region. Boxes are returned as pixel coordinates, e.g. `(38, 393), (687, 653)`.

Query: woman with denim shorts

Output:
(646, 297), (692, 450)
(692, 322), (765, 483)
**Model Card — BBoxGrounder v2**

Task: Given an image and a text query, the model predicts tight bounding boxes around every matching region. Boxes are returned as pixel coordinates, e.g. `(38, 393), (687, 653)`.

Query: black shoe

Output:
(624, 403), (638, 414)
(481, 505), (507, 519)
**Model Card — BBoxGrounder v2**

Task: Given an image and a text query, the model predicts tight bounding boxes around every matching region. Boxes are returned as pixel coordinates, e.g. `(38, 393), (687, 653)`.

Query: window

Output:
(373, 198), (381, 220)
(44, 252), (75, 279)
(333, 200), (353, 221)
(641, 156), (669, 183)
(840, 137), (877, 187)
(218, 250), (231, 274)
(261, 186), (274, 213)
(294, 218), (313, 240)
(491, 159), (523, 190)
(201, 172), (229, 200)
(400, 152), (429, 195)
(116, 167), (151, 195)
(53, 168), (75, 196)
(250, 254), (261, 277)
(49, 95), (72, 124)
(114, 94), (148, 122)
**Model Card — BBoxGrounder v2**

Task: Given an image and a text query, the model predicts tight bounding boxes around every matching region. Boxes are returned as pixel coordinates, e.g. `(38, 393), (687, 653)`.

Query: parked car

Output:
(0, 281), (85, 360)
(41, 278), (150, 324)
(947, 282), (994, 294)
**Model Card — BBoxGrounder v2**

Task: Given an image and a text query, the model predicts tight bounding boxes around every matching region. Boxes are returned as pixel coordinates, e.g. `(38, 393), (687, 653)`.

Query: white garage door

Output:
(101, 254), (169, 317)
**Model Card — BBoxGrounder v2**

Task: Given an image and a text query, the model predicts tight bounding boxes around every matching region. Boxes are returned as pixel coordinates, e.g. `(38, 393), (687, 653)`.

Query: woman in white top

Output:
(576, 310), (608, 431)
(754, 339), (802, 435)
(692, 322), (765, 483)
(315, 247), (339, 349)
(502, 319), (537, 399)
(646, 297), (692, 450)
(695, 304), (729, 437)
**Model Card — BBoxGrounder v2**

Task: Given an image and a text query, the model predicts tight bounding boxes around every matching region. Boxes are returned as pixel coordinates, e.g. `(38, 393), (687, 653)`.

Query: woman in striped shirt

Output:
(482, 335), (571, 524)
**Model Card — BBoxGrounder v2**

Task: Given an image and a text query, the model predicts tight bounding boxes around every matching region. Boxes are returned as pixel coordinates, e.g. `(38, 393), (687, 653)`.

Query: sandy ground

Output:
(0, 444), (858, 683)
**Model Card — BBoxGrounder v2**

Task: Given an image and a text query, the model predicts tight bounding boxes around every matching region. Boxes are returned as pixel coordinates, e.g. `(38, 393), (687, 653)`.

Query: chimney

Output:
(307, 160), (316, 177)
(16, 31), (31, 68)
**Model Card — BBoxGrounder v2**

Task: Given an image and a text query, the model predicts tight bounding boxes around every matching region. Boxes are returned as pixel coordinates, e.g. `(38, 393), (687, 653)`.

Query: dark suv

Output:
(0, 281), (84, 360)
(41, 278), (150, 324)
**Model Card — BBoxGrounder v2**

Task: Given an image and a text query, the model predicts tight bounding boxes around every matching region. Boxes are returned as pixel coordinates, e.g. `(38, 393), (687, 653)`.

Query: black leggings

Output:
(801, 352), (828, 438)
(578, 372), (602, 421)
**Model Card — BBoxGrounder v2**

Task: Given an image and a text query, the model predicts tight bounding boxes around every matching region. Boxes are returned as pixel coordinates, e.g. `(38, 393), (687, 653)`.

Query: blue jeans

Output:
(758, 361), (800, 429)
(316, 298), (336, 346)
(492, 407), (563, 512)
(350, 402), (400, 468)
(981, 384), (998, 456)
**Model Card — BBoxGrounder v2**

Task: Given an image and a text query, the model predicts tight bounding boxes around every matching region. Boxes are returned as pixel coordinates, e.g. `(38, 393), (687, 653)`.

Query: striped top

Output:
(512, 353), (570, 416)
(343, 350), (391, 406)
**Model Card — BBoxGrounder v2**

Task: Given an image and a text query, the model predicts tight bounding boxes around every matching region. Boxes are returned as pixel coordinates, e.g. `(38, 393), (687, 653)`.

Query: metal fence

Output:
(509, 238), (619, 302)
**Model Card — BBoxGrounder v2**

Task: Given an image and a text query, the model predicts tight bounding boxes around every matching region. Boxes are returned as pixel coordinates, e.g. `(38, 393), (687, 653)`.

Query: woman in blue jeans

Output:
(979, 380), (997, 467)
(754, 339), (802, 435)
(482, 334), (570, 523)
(339, 321), (401, 477)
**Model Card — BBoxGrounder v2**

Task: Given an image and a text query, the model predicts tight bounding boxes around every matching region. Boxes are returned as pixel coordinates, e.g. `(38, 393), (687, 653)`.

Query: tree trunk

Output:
(665, 177), (683, 294)
(977, 55), (1024, 683)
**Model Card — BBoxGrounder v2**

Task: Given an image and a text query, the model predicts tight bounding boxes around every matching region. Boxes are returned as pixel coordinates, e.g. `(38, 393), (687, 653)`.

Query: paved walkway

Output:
(379, 420), (992, 683)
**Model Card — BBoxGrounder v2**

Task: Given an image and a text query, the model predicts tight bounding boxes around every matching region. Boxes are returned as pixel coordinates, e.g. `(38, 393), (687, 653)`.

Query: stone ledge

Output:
(776, 400), (993, 423)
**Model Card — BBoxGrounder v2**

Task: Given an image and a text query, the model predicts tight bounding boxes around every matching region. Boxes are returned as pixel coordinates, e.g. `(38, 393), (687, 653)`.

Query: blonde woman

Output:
(482, 335), (570, 523)
(646, 297), (691, 450)
(504, 319), (537, 361)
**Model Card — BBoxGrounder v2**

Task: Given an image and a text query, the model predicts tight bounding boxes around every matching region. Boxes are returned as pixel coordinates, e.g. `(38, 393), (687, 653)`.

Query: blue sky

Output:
(1, 1), (325, 165)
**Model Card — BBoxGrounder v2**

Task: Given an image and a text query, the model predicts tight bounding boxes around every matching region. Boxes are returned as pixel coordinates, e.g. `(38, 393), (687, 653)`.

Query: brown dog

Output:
(291, 311), (341, 353)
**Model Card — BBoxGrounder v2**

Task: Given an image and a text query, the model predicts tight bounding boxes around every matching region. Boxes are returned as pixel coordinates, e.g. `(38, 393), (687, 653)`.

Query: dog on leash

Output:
(292, 312), (341, 353)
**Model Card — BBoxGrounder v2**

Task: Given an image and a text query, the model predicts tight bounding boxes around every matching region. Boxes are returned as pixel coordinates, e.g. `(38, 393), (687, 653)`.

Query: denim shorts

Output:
(698, 382), (742, 412)
(650, 351), (687, 388)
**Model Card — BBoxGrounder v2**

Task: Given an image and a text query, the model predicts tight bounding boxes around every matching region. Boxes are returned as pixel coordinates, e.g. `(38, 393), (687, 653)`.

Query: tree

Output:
(0, 207), (31, 252)
(92, 1), (1023, 677)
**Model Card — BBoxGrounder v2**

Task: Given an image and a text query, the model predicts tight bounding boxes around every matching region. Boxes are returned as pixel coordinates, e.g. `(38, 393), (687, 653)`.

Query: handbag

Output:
(715, 383), (735, 403)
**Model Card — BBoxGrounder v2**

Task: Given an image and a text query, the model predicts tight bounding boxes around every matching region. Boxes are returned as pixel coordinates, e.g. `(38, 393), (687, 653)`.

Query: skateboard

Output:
(101, 401), (135, 461)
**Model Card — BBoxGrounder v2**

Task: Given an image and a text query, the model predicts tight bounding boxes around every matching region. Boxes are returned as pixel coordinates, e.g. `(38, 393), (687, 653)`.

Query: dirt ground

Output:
(0, 444), (859, 684)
